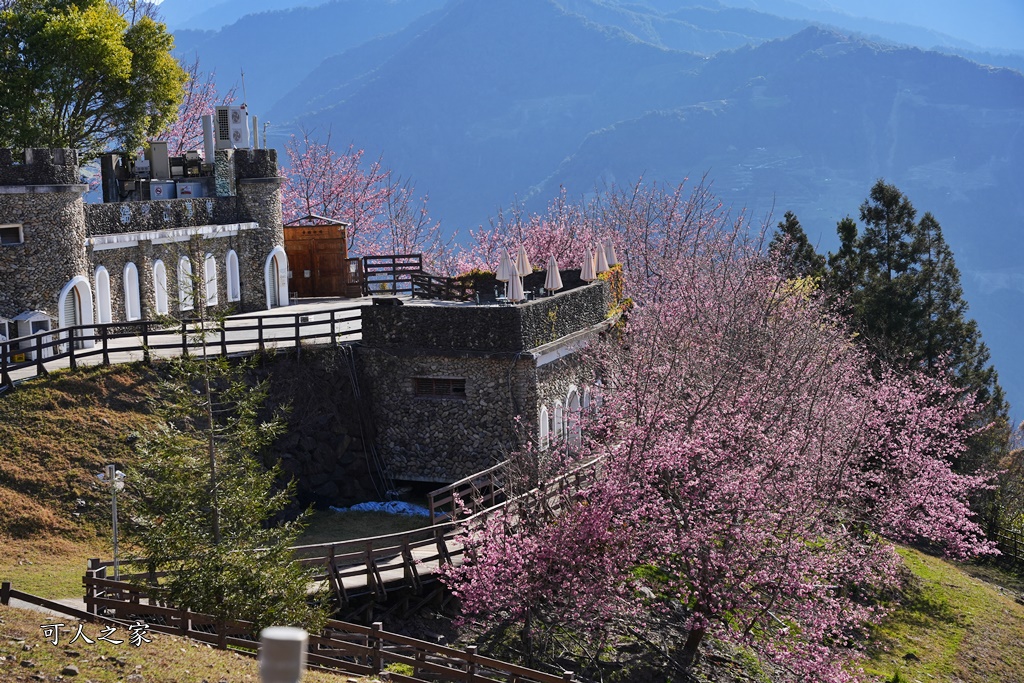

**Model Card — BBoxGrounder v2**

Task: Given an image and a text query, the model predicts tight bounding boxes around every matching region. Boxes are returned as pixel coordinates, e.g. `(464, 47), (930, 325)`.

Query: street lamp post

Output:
(99, 464), (124, 580)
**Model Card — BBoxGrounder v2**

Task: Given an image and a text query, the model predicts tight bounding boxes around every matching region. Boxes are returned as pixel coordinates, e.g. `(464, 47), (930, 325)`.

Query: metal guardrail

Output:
(0, 306), (362, 390)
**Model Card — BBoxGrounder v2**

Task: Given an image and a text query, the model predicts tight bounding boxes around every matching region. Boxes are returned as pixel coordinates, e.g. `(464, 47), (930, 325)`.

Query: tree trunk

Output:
(680, 625), (706, 669)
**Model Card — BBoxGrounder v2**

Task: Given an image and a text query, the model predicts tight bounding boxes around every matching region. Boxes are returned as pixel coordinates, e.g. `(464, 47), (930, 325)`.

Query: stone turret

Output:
(0, 149), (88, 319)
(233, 148), (286, 311)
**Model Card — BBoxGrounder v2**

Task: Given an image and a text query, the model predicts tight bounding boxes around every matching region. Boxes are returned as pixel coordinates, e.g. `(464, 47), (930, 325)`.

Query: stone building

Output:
(358, 281), (611, 483)
(0, 147), (288, 340)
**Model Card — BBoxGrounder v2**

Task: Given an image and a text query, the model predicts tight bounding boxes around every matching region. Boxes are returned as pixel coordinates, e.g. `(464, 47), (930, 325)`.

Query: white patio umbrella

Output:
(496, 250), (515, 282)
(508, 271), (526, 302)
(580, 246), (597, 282)
(516, 244), (532, 277)
(604, 240), (618, 267)
(596, 242), (610, 273)
(544, 255), (563, 294)
(495, 250), (516, 298)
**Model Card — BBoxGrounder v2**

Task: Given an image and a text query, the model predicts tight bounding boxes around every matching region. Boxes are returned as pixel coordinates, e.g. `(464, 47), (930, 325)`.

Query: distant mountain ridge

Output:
(167, 0), (1024, 416)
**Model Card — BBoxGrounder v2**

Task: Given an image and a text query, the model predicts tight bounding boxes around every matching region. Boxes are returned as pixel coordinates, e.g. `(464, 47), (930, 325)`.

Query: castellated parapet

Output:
(357, 281), (612, 482)
(0, 147), (288, 327)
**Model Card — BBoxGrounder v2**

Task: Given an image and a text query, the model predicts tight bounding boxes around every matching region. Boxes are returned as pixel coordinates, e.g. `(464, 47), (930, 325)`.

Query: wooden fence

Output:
(75, 572), (573, 682)
(362, 254), (423, 297)
(6, 578), (572, 682)
(995, 529), (1024, 568)
(1, 306), (362, 390)
(411, 272), (475, 301)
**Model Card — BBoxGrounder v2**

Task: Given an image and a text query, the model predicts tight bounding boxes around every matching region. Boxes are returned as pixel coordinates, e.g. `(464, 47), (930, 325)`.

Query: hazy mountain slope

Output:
(528, 28), (1024, 410)
(158, 0), (321, 30)
(267, 8), (446, 124)
(172, 0), (446, 114)
(295, 0), (702, 226)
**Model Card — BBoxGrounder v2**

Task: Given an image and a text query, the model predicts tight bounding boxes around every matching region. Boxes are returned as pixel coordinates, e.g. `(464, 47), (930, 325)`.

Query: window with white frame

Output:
(95, 266), (112, 324)
(226, 250), (241, 302)
(153, 260), (169, 315)
(123, 262), (141, 321)
(553, 403), (564, 439)
(178, 256), (194, 311)
(0, 224), (24, 245)
(204, 253), (218, 306)
(539, 406), (550, 451)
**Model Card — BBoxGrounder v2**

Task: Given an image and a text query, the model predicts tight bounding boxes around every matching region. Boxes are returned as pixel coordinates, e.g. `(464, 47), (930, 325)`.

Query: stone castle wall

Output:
(358, 283), (610, 482)
(0, 192), (88, 318)
(1, 147), (284, 322)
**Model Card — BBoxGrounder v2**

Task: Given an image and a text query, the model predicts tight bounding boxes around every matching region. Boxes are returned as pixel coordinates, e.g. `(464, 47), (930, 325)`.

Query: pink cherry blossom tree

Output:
(280, 129), (391, 252)
(444, 182), (995, 681)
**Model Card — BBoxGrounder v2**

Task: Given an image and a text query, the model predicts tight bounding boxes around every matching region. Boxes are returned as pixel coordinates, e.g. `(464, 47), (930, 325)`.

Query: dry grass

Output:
(0, 604), (361, 682)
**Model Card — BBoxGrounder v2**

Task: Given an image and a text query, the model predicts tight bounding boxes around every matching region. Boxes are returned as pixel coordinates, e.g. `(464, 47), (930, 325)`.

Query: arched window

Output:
(566, 386), (582, 450)
(264, 246), (289, 308)
(57, 276), (94, 350)
(553, 403), (564, 440)
(95, 266), (112, 324)
(582, 386), (592, 412)
(204, 253), (218, 306)
(226, 250), (241, 302)
(539, 406), (550, 451)
(153, 260), (169, 315)
(178, 256), (194, 311)
(123, 262), (141, 321)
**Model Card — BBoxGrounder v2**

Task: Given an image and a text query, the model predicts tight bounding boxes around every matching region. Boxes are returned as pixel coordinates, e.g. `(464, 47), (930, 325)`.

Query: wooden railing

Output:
(0, 306), (362, 390)
(76, 572), (574, 682)
(362, 254), (423, 297)
(410, 272), (475, 302)
(996, 528), (1024, 568)
(427, 461), (507, 523)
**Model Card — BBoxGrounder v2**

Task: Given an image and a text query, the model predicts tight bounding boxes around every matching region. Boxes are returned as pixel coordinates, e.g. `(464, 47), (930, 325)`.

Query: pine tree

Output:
(768, 211), (826, 280)
(825, 180), (1009, 478)
(123, 255), (328, 632)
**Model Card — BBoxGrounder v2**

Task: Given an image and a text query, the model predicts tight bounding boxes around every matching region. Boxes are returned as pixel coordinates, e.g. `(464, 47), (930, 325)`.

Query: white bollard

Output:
(260, 626), (308, 683)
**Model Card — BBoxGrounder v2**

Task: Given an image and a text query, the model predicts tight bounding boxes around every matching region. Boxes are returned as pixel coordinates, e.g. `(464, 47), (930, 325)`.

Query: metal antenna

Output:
(240, 68), (248, 108)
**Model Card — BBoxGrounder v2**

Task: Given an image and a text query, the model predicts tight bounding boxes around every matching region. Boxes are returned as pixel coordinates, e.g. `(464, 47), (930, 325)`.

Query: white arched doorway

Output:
(123, 262), (141, 321)
(264, 246), (289, 308)
(178, 256), (194, 312)
(153, 260), (169, 315)
(539, 405), (550, 451)
(94, 266), (112, 324)
(566, 385), (582, 450)
(57, 276), (94, 350)
(226, 250), (241, 302)
(204, 253), (218, 306)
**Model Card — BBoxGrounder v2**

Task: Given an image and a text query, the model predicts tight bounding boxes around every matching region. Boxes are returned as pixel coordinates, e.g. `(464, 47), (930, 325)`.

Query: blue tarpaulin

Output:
(329, 501), (436, 517)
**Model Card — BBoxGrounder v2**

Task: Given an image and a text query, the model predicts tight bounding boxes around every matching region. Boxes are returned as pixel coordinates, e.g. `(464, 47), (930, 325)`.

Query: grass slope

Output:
(0, 604), (351, 683)
(864, 547), (1024, 682)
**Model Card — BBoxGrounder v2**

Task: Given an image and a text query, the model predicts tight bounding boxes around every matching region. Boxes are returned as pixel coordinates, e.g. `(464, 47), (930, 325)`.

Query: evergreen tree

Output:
(126, 350), (328, 632)
(768, 211), (825, 280)
(825, 180), (1009, 477)
(123, 256), (327, 632)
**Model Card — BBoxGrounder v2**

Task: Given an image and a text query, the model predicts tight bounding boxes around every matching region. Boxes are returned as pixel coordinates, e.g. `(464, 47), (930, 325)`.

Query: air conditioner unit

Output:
(214, 106), (251, 150)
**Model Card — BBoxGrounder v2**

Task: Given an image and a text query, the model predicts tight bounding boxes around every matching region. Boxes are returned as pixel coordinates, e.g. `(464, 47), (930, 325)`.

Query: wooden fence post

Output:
(294, 315), (301, 358)
(68, 328), (77, 370)
(466, 645), (479, 682)
(220, 324), (227, 357)
(1, 581), (11, 605)
(258, 317), (264, 351)
(370, 622), (383, 675)
(101, 326), (110, 365)
(181, 321), (188, 356)
(330, 311), (336, 347)
(142, 321), (150, 364)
